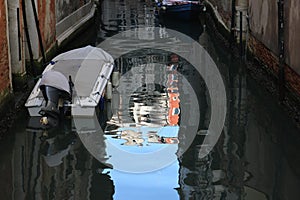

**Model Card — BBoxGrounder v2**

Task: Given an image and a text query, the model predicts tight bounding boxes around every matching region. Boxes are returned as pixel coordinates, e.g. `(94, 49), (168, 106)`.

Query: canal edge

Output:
(0, 2), (99, 140)
(203, 0), (300, 129)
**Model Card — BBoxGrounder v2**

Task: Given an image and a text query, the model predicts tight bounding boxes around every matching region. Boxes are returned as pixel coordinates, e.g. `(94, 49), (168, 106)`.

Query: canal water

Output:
(1, 0), (300, 199)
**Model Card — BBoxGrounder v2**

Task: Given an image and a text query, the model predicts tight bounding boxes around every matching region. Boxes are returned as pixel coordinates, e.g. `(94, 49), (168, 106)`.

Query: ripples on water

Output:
(0, 0), (300, 199)
(99, 0), (159, 39)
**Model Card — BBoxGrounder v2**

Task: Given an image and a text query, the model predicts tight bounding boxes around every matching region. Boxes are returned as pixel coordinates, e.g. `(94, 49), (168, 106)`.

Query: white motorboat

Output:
(25, 45), (114, 123)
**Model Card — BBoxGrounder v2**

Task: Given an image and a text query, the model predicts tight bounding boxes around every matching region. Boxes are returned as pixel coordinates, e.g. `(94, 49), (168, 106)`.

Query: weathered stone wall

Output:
(0, 0), (95, 107)
(8, 0), (26, 74)
(248, 0), (300, 94)
(208, 0), (300, 76)
(208, 0), (300, 95)
(285, 0), (300, 75)
(246, 0), (300, 75)
(248, 36), (300, 96)
(0, 0), (11, 100)
(26, 0), (92, 60)
(248, 0), (278, 61)
(207, 0), (232, 27)
(55, 0), (95, 45)
(38, 0), (56, 51)
(56, 0), (90, 22)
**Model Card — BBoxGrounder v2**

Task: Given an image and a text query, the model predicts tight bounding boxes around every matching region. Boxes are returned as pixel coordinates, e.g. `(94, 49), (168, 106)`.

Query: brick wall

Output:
(248, 0), (279, 63)
(0, 0), (11, 100)
(249, 36), (300, 96)
(208, 0), (300, 97)
(248, 0), (300, 75)
(38, 0), (56, 51)
(248, 0), (300, 96)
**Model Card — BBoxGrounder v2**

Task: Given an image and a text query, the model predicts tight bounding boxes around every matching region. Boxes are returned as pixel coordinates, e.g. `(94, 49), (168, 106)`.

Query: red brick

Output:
(38, 0), (56, 51)
(0, 0), (11, 96)
(249, 35), (300, 96)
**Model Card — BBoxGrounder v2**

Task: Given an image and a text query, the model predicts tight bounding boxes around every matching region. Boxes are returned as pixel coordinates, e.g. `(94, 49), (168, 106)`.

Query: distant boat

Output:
(156, 0), (204, 20)
(25, 45), (114, 127)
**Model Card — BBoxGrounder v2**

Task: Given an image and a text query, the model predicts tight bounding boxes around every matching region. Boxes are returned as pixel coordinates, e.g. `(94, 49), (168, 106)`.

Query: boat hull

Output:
(159, 2), (203, 20)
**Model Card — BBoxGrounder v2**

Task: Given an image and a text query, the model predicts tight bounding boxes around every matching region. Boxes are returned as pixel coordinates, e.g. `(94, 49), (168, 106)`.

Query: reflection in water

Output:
(101, 51), (191, 174)
(9, 115), (115, 200)
(99, 0), (159, 41)
(106, 58), (182, 146)
(0, 0), (300, 199)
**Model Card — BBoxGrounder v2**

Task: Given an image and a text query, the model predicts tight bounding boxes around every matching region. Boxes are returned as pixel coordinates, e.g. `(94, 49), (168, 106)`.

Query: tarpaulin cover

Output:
(44, 46), (114, 97)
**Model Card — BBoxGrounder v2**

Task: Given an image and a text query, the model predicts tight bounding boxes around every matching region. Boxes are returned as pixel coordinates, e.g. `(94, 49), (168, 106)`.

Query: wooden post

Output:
(230, 0), (236, 49)
(239, 11), (243, 59)
(278, 0), (285, 101)
(31, 0), (46, 65)
(22, 0), (36, 77)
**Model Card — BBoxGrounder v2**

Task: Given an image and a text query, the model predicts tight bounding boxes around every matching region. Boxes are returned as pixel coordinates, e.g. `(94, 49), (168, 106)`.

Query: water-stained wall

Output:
(56, 0), (90, 22)
(38, 0), (56, 51)
(55, 0), (94, 44)
(0, 0), (95, 106)
(249, 0), (300, 75)
(7, 0), (26, 75)
(207, 0), (300, 94)
(248, 0), (278, 55)
(285, 0), (300, 75)
(23, 0), (93, 59)
(248, 0), (300, 93)
(207, 0), (232, 27)
(0, 0), (11, 100)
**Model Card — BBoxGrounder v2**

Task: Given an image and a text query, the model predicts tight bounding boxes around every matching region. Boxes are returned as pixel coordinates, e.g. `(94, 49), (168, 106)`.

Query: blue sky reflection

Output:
(104, 161), (180, 200)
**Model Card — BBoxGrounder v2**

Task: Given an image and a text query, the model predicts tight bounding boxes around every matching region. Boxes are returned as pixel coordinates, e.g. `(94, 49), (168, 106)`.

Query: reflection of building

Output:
(148, 131), (179, 144)
(12, 121), (114, 199)
(107, 53), (181, 129)
(177, 144), (217, 199)
(115, 129), (144, 146)
(100, 0), (158, 39)
(108, 127), (180, 146)
(105, 53), (181, 148)
(166, 64), (180, 126)
(176, 38), (267, 199)
(176, 62), (249, 199)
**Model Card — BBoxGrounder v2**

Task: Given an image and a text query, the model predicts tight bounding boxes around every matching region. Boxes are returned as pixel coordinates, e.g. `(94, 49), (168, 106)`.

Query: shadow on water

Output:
(0, 0), (300, 199)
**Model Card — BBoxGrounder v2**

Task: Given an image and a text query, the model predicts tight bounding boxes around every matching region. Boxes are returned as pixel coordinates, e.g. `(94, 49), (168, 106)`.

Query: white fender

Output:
(106, 81), (112, 100)
(112, 71), (120, 87)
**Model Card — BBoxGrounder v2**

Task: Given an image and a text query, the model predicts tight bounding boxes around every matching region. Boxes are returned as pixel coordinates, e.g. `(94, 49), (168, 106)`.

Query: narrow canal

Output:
(1, 0), (300, 199)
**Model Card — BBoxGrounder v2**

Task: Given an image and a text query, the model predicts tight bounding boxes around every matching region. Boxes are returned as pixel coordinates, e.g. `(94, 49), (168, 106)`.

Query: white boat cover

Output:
(49, 45), (114, 97)
(53, 45), (113, 61)
(40, 70), (71, 94)
(25, 45), (114, 117)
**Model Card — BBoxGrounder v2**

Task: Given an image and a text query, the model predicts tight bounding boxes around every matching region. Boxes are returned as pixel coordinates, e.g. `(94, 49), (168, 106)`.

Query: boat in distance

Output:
(156, 0), (205, 20)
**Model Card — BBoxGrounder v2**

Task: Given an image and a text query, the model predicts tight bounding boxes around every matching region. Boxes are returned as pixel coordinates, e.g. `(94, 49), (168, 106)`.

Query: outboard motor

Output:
(39, 70), (71, 124)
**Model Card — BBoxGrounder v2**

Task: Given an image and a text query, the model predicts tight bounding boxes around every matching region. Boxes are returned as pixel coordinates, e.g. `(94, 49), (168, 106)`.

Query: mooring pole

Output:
(21, 0), (36, 77)
(278, 0), (285, 101)
(230, 0), (236, 49)
(31, 0), (46, 65)
(239, 11), (243, 60)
